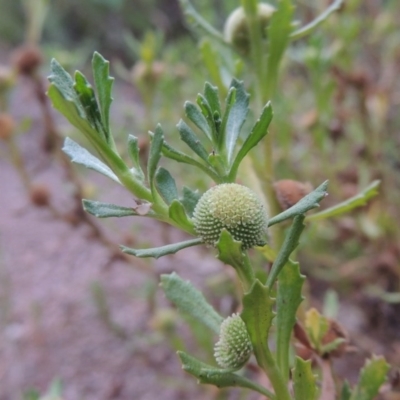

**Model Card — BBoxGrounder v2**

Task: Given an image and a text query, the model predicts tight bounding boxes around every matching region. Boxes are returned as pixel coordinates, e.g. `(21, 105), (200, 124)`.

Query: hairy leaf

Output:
(160, 272), (223, 333)
(62, 137), (120, 183)
(121, 238), (202, 259)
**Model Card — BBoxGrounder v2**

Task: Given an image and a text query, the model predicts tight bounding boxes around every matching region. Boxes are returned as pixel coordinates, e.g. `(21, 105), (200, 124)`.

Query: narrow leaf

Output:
(200, 41), (225, 96)
(155, 167), (178, 205)
(185, 101), (212, 142)
(339, 381), (352, 400)
(306, 180), (380, 222)
(181, 186), (201, 217)
(351, 356), (389, 400)
(177, 119), (210, 162)
(223, 80), (250, 165)
(92, 52), (114, 140)
(266, 215), (305, 289)
(48, 60), (100, 143)
(204, 82), (221, 116)
(160, 140), (221, 183)
(74, 71), (105, 139)
(178, 0), (225, 43)
(269, 181), (328, 226)
(265, 0), (295, 97)
(48, 58), (85, 117)
(178, 351), (276, 398)
(241, 280), (275, 370)
(290, 0), (344, 41)
(148, 125), (164, 196)
(83, 199), (155, 218)
(276, 260), (305, 379)
(62, 137), (120, 183)
(168, 199), (195, 234)
(160, 272), (223, 334)
(229, 102), (273, 179)
(293, 357), (317, 400)
(121, 238), (202, 259)
(127, 134), (145, 181)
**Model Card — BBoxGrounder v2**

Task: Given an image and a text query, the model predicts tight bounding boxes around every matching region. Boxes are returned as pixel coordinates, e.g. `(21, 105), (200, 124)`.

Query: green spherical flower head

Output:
(193, 183), (268, 249)
(214, 314), (253, 370)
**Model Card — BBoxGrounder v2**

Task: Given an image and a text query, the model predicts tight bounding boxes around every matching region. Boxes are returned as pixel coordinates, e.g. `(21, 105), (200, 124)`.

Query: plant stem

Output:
(240, 252), (256, 292)
(257, 346), (293, 400)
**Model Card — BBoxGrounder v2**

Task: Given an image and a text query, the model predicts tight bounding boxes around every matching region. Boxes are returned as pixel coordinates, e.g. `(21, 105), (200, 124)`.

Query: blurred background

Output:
(0, 0), (399, 399)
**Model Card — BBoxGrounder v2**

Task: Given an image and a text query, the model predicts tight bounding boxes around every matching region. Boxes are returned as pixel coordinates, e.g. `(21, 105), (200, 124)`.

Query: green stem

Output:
(239, 251), (256, 292)
(256, 346), (292, 400)
(241, 0), (267, 106)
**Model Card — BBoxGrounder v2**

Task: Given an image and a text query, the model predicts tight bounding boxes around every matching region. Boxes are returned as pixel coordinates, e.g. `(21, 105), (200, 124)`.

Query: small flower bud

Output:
(12, 45), (43, 76)
(273, 179), (313, 210)
(214, 314), (252, 370)
(224, 3), (275, 56)
(193, 183), (268, 249)
(29, 184), (51, 207)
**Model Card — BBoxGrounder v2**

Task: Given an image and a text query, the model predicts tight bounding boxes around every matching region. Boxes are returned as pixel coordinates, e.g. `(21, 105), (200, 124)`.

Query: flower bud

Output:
(193, 183), (268, 249)
(214, 314), (252, 370)
(29, 184), (51, 207)
(273, 179), (313, 210)
(12, 45), (43, 76)
(224, 3), (275, 56)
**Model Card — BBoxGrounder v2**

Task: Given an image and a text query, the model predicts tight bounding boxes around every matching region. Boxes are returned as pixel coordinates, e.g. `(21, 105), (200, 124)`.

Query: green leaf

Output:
(339, 381), (352, 400)
(290, 0), (344, 41)
(92, 52), (114, 141)
(229, 102), (273, 180)
(200, 41), (225, 97)
(127, 134), (145, 181)
(160, 272), (223, 334)
(177, 119), (210, 162)
(184, 100), (212, 142)
(306, 180), (380, 222)
(74, 71), (105, 140)
(266, 215), (305, 290)
(181, 186), (201, 217)
(241, 280), (275, 371)
(178, 0), (225, 43)
(148, 125), (164, 198)
(265, 0), (295, 97)
(268, 181), (329, 226)
(48, 59), (101, 145)
(155, 167), (178, 205)
(83, 199), (152, 218)
(121, 238), (202, 259)
(177, 351), (276, 398)
(321, 338), (346, 355)
(204, 82), (221, 116)
(160, 140), (221, 183)
(216, 230), (255, 291)
(168, 199), (195, 234)
(293, 357), (317, 400)
(223, 80), (250, 165)
(62, 137), (120, 183)
(350, 356), (390, 400)
(276, 260), (305, 380)
(48, 58), (85, 117)
(305, 308), (329, 349)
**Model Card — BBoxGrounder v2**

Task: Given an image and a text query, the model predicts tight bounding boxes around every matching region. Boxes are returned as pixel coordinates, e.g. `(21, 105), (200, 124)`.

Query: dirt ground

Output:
(0, 73), (399, 400)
